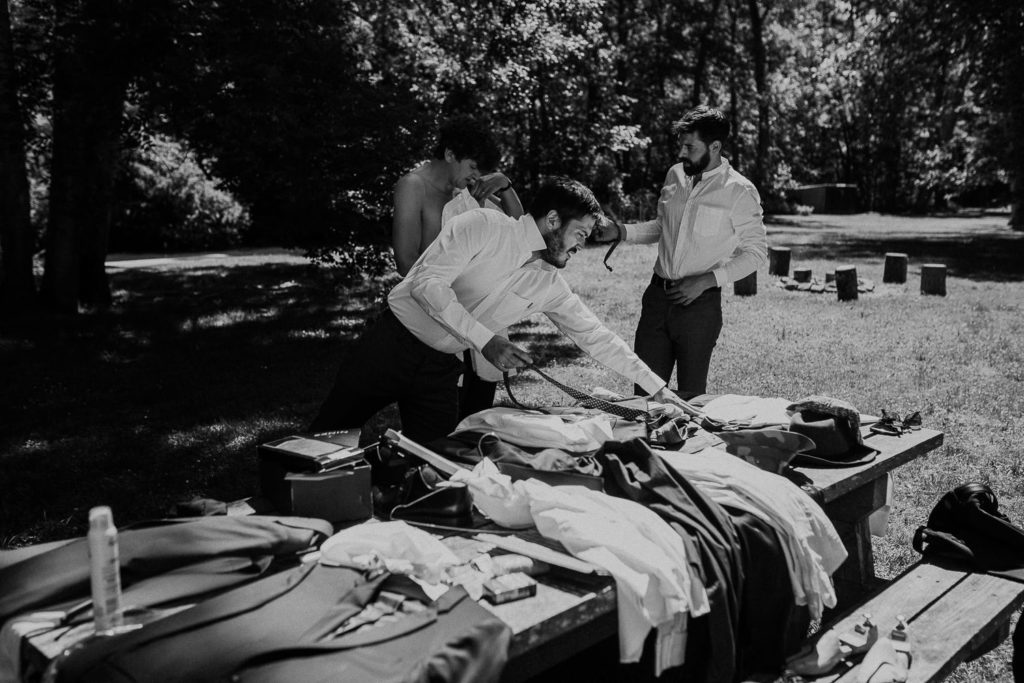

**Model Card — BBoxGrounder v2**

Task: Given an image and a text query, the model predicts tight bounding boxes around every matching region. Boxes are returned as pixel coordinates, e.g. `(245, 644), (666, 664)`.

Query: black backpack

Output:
(913, 482), (1024, 572)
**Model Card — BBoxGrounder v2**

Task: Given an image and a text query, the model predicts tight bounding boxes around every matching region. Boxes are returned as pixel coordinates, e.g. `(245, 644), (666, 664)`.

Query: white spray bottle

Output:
(87, 506), (124, 634)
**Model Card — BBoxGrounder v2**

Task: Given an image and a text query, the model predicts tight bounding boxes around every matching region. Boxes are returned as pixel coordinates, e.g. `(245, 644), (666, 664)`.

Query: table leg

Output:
(822, 477), (890, 610)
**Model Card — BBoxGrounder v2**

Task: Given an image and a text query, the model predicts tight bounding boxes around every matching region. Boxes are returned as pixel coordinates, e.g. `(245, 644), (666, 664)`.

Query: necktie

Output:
(504, 366), (649, 421)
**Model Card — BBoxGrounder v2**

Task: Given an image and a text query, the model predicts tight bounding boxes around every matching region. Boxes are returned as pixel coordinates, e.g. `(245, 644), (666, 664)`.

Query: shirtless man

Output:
(391, 115), (524, 276)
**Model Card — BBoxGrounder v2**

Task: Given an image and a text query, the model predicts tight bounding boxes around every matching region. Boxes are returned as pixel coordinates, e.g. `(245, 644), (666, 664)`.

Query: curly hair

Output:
(432, 115), (501, 171)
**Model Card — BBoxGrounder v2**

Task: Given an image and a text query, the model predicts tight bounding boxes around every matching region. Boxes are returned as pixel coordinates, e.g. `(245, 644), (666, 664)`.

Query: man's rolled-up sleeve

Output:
(712, 185), (768, 287)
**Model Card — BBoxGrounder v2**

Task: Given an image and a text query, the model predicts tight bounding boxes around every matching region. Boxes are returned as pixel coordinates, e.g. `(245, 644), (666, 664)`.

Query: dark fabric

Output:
(1013, 613), (1024, 683)
(634, 278), (722, 395)
(725, 506), (806, 677)
(596, 439), (743, 683)
(458, 350), (497, 420)
(56, 565), (510, 683)
(309, 308), (464, 444)
(0, 516), (332, 624)
(597, 439), (800, 682)
(913, 482), (1024, 580)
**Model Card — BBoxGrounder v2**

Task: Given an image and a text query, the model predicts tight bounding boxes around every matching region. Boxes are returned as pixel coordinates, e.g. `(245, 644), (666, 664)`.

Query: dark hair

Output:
(529, 177), (602, 224)
(432, 115), (501, 170)
(673, 105), (730, 145)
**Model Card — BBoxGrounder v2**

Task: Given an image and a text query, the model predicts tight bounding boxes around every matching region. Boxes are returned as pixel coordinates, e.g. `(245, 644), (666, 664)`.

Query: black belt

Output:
(650, 273), (721, 295)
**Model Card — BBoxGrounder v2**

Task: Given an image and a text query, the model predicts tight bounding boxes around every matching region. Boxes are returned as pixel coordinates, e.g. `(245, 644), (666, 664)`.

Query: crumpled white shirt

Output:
(658, 448), (846, 619)
(452, 407), (614, 452)
(450, 458), (534, 529)
(518, 479), (709, 673)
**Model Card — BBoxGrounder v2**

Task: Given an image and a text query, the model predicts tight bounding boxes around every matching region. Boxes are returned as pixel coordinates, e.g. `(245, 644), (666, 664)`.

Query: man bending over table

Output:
(309, 177), (689, 443)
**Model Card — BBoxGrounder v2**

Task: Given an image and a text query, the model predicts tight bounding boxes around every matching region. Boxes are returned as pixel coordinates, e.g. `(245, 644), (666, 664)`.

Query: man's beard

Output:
(681, 148), (711, 176)
(540, 227), (570, 269)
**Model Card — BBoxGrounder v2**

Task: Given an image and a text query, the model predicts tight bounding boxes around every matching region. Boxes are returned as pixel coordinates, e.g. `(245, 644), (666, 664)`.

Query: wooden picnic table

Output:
(12, 427), (945, 683)
(493, 426), (944, 681)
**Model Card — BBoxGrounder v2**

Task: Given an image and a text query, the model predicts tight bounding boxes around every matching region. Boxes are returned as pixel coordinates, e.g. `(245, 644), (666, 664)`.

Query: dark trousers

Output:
(309, 309), (463, 444)
(458, 350), (497, 420)
(634, 276), (723, 395)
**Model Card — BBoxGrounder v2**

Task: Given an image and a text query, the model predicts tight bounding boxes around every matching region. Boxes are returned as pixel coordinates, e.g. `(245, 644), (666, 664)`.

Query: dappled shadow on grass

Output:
(0, 261), (388, 545)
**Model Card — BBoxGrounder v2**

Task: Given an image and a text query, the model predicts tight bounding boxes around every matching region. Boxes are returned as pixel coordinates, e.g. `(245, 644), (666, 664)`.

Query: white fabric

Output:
(452, 407), (615, 453)
(624, 159), (767, 287)
(440, 188), (500, 229)
(388, 209), (665, 393)
(700, 394), (793, 428)
(449, 458), (534, 529)
(658, 448), (847, 619)
(319, 521), (459, 584)
(518, 479), (709, 672)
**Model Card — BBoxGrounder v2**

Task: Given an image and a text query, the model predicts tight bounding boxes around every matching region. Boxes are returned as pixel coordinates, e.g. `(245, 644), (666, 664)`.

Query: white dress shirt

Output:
(624, 159), (767, 286)
(388, 208), (666, 393)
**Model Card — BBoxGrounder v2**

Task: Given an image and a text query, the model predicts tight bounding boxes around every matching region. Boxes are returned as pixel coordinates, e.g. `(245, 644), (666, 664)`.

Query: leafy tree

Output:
(0, 0), (35, 313)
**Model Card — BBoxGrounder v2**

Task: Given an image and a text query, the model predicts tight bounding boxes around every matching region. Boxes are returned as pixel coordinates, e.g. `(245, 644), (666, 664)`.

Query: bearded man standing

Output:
(310, 177), (689, 443)
(600, 106), (767, 396)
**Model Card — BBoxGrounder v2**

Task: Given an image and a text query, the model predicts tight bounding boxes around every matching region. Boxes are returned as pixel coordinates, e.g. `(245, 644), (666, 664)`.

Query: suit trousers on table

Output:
(634, 277), (723, 396)
(309, 309), (464, 444)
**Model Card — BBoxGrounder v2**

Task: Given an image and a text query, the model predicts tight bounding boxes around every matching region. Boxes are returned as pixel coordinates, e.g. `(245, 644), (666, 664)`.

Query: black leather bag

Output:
(913, 482), (1024, 572)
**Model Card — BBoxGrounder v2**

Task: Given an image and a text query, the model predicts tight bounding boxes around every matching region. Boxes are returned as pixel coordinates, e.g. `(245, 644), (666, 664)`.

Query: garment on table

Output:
(517, 479), (709, 674)
(0, 516), (332, 625)
(55, 565), (511, 683)
(452, 407), (615, 453)
(700, 394), (793, 429)
(659, 447), (845, 618)
(596, 440), (744, 683)
(388, 209), (665, 393)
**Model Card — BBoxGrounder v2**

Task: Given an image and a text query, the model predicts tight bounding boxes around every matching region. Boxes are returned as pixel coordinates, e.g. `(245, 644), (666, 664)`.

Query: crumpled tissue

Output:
(450, 458), (534, 529)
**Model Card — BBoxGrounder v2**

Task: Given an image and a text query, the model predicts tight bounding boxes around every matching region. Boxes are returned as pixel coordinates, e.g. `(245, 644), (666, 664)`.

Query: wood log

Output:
(921, 263), (947, 296)
(825, 271), (836, 283)
(733, 271), (757, 296)
(768, 247), (791, 276)
(836, 265), (858, 301)
(883, 253), (908, 283)
(793, 267), (812, 283)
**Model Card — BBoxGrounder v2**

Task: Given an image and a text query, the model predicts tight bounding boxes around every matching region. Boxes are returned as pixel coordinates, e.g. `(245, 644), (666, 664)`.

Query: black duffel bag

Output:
(913, 482), (1024, 574)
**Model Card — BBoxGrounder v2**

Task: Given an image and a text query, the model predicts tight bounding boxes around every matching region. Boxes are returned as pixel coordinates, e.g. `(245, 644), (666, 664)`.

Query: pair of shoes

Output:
(857, 617), (913, 683)
(870, 410), (922, 436)
(786, 613), (879, 676)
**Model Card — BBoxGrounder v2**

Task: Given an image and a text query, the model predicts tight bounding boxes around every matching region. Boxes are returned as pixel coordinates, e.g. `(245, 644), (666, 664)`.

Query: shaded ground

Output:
(766, 211), (1024, 281)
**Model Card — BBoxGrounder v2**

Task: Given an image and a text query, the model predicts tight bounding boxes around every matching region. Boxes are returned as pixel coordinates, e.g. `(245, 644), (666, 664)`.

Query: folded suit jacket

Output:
(0, 515), (333, 624)
(56, 564), (512, 683)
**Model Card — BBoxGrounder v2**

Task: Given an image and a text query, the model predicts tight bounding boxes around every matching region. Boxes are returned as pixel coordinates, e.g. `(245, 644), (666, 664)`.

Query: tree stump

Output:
(836, 265), (858, 301)
(793, 267), (812, 283)
(825, 271), (836, 284)
(768, 247), (791, 276)
(921, 263), (947, 296)
(733, 271), (757, 296)
(883, 253), (908, 283)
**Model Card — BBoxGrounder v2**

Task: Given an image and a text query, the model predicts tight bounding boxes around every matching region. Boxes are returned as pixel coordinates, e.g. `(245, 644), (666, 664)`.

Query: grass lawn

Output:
(2, 213), (1023, 681)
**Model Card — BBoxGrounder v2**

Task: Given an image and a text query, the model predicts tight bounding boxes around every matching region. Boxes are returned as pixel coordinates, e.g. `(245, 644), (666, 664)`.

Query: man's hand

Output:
(667, 272), (716, 306)
(470, 173), (512, 202)
(481, 336), (534, 372)
(591, 215), (623, 244)
(650, 386), (700, 418)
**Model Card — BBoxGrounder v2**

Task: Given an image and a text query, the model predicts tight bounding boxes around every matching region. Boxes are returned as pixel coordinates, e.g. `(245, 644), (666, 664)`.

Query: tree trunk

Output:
(746, 0), (769, 193)
(0, 0), (36, 314)
(41, 0), (129, 312)
(691, 0), (723, 107)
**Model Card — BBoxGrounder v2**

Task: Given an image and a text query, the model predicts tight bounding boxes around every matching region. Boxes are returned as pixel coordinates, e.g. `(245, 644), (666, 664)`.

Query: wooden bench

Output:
(798, 561), (1024, 682)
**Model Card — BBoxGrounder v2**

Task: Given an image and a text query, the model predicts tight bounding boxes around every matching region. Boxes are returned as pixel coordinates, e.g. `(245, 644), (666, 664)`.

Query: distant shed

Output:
(787, 183), (859, 213)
